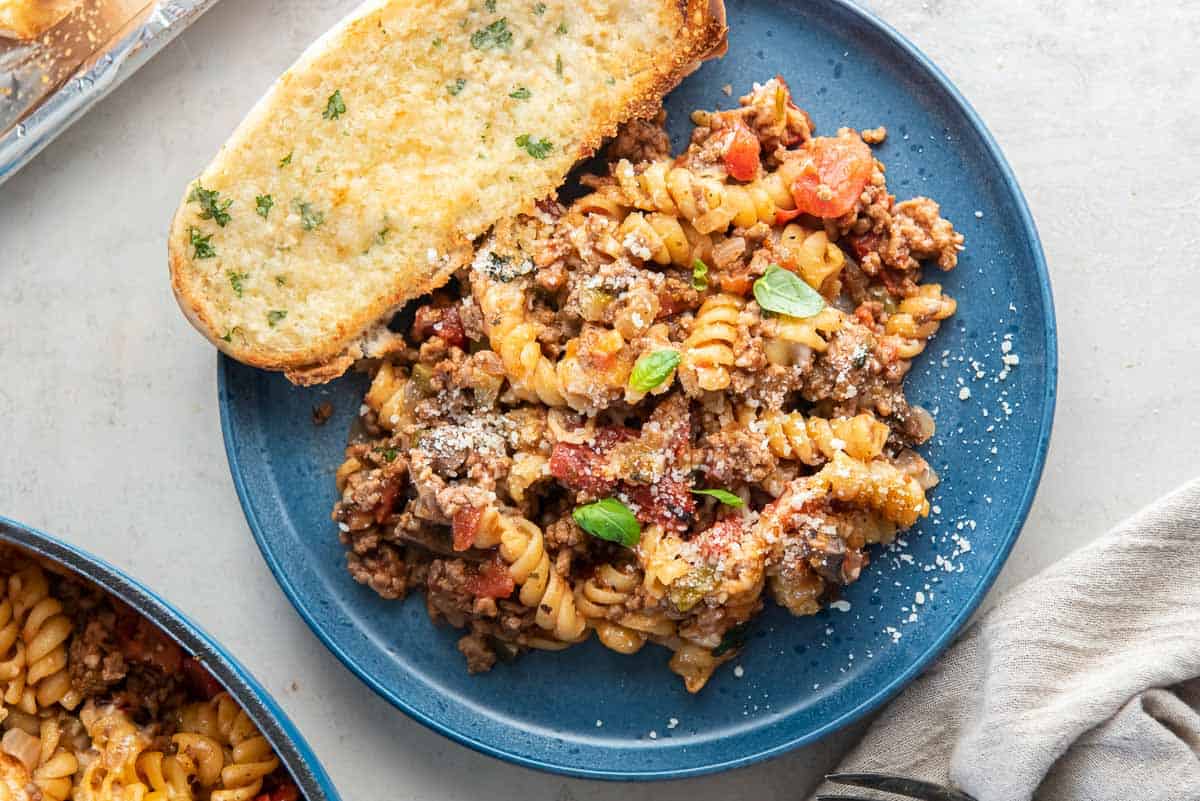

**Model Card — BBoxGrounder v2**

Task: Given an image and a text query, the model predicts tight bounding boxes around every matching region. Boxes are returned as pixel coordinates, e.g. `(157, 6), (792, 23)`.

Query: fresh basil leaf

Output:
(752, 264), (826, 318)
(573, 498), (640, 548)
(691, 258), (709, 291)
(628, 349), (680, 393)
(691, 488), (744, 508)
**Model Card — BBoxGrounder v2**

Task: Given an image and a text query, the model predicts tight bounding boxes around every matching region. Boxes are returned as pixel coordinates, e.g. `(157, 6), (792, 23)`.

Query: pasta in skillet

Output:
(0, 552), (301, 801)
(333, 77), (962, 692)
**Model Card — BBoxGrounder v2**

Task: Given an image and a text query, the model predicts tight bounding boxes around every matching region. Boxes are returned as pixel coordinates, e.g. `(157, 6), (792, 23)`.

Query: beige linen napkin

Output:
(812, 479), (1200, 801)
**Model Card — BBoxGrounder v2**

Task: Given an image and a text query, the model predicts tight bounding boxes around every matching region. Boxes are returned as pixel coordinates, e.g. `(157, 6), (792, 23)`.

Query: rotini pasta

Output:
(681, 293), (743, 393)
(0, 551), (300, 801)
(473, 271), (569, 408)
(778, 225), (846, 290)
(764, 306), (844, 366)
(331, 76), (962, 692)
(496, 513), (587, 643)
(746, 408), (890, 465)
(574, 565), (647, 655)
(883, 283), (957, 358)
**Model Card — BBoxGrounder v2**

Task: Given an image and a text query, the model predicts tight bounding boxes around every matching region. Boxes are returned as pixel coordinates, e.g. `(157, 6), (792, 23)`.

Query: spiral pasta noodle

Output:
(135, 750), (196, 801)
(884, 284), (957, 358)
(818, 450), (930, 528)
(681, 293), (743, 393)
(614, 211), (712, 268)
(496, 513), (587, 643)
(31, 718), (79, 801)
(180, 693), (279, 801)
(473, 275), (569, 407)
(767, 306), (843, 357)
(22, 595), (79, 711)
(0, 595), (26, 713)
(574, 565), (649, 655)
(171, 732), (225, 789)
(614, 160), (736, 235)
(778, 225), (846, 290)
(746, 409), (890, 465)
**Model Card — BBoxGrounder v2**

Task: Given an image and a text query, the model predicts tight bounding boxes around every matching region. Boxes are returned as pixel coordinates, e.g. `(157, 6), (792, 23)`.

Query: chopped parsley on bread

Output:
(168, 0), (727, 384)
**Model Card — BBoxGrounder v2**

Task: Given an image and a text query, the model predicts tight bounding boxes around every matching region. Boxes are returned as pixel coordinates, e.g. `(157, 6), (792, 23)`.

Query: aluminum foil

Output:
(0, 0), (221, 187)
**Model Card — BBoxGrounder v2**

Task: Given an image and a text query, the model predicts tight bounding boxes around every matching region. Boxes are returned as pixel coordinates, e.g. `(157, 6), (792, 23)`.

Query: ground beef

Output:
(700, 425), (778, 487)
(424, 559), (477, 628)
(113, 662), (185, 723)
(346, 544), (409, 600)
(606, 112), (671, 163)
(457, 627), (498, 674)
(68, 613), (127, 699)
(848, 184), (964, 275)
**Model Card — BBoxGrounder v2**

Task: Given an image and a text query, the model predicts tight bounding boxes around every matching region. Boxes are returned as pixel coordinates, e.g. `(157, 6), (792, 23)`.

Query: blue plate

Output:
(0, 518), (341, 801)
(218, 0), (1056, 780)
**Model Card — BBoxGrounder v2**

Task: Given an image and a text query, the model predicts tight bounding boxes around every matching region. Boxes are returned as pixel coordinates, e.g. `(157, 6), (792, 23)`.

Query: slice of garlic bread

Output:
(0, 0), (81, 39)
(168, 0), (726, 384)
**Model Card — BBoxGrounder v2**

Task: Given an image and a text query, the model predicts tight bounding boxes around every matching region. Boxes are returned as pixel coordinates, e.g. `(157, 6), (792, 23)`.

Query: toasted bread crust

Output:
(168, 0), (727, 383)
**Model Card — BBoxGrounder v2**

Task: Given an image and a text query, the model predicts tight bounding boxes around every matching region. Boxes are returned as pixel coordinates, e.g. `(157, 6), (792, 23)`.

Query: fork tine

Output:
(825, 773), (978, 801)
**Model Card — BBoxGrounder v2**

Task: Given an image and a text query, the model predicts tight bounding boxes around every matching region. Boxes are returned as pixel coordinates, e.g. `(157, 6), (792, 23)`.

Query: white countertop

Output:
(3, 1), (1198, 798)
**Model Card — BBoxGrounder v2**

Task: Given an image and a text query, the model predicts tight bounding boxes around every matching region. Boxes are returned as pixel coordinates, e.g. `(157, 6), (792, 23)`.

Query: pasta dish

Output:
(0, 549), (299, 801)
(332, 77), (963, 692)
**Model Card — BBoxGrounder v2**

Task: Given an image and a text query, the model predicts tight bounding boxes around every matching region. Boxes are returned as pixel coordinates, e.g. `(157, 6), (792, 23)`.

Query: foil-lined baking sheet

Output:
(1, 0), (220, 187)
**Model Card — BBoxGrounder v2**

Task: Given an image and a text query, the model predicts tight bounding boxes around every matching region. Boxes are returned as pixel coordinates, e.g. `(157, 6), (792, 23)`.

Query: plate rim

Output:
(218, 0), (1058, 780)
(0, 518), (343, 801)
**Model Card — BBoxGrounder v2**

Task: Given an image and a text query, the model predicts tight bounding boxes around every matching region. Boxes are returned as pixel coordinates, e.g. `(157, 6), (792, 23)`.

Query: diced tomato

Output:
(181, 656), (224, 700)
(696, 517), (747, 563)
(411, 303), (466, 348)
(718, 265), (755, 296)
(550, 443), (613, 496)
(625, 477), (694, 534)
(467, 555), (515, 599)
(722, 120), (761, 181)
(452, 506), (483, 552)
(374, 481), (400, 525)
(774, 207), (805, 226)
(789, 131), (874, 218)
(845, 230), (883, 261)
(549, 427), (635, 496)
